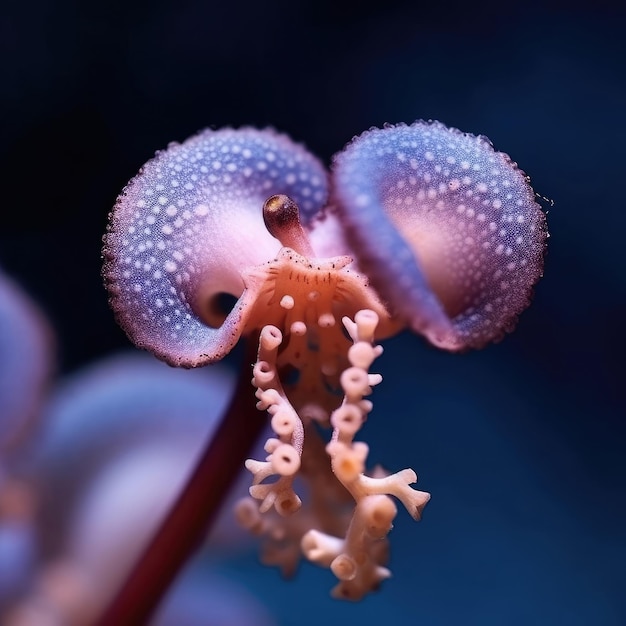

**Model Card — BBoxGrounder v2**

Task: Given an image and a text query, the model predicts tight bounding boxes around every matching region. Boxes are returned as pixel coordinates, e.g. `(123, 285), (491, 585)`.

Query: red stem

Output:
(96, 341), (264, 626)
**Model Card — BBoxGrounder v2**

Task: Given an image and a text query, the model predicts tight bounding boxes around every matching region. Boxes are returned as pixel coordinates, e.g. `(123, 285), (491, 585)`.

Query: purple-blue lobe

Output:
(34, 352), (234, 529)
(332, 121), (547, 350)
(103, 128), (328, 367)
(0, 521), (37, 607)
(0, 270), (52, 452)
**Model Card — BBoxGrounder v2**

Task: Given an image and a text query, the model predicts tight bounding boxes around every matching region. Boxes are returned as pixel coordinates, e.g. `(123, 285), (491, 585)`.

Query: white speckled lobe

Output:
(332, 121), (547, 350)
(103, 128), (328, 366)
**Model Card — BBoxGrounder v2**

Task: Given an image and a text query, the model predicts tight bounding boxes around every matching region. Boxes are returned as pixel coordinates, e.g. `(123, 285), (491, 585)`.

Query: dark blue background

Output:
(1, 1), (624, 624)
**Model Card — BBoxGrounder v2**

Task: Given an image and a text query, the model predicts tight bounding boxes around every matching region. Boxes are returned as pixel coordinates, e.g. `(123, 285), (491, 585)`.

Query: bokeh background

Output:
(1, 1), (624, 624)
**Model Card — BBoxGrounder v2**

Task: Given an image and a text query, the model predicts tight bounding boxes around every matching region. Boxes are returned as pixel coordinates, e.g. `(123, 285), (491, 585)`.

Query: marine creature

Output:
(102, 121), (547, 602)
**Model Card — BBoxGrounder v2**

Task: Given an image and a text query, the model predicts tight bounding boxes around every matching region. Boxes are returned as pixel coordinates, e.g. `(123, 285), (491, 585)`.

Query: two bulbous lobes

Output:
(103, 122), (547, 366)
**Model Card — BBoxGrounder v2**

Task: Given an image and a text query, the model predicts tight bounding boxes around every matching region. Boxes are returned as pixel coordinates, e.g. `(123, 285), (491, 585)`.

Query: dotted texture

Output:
(332, 121), (547, 350)
(103, 128), (328, 366)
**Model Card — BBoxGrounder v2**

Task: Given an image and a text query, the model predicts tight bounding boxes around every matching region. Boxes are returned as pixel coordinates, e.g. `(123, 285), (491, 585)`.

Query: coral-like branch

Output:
(245, 326), (304, 516)
(327, 311), (429, 514)
(238, 310), (430, 599)
(308, 309), (430, 598)
(235, 495), (311, 578)
(302, 494), (395, 601)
